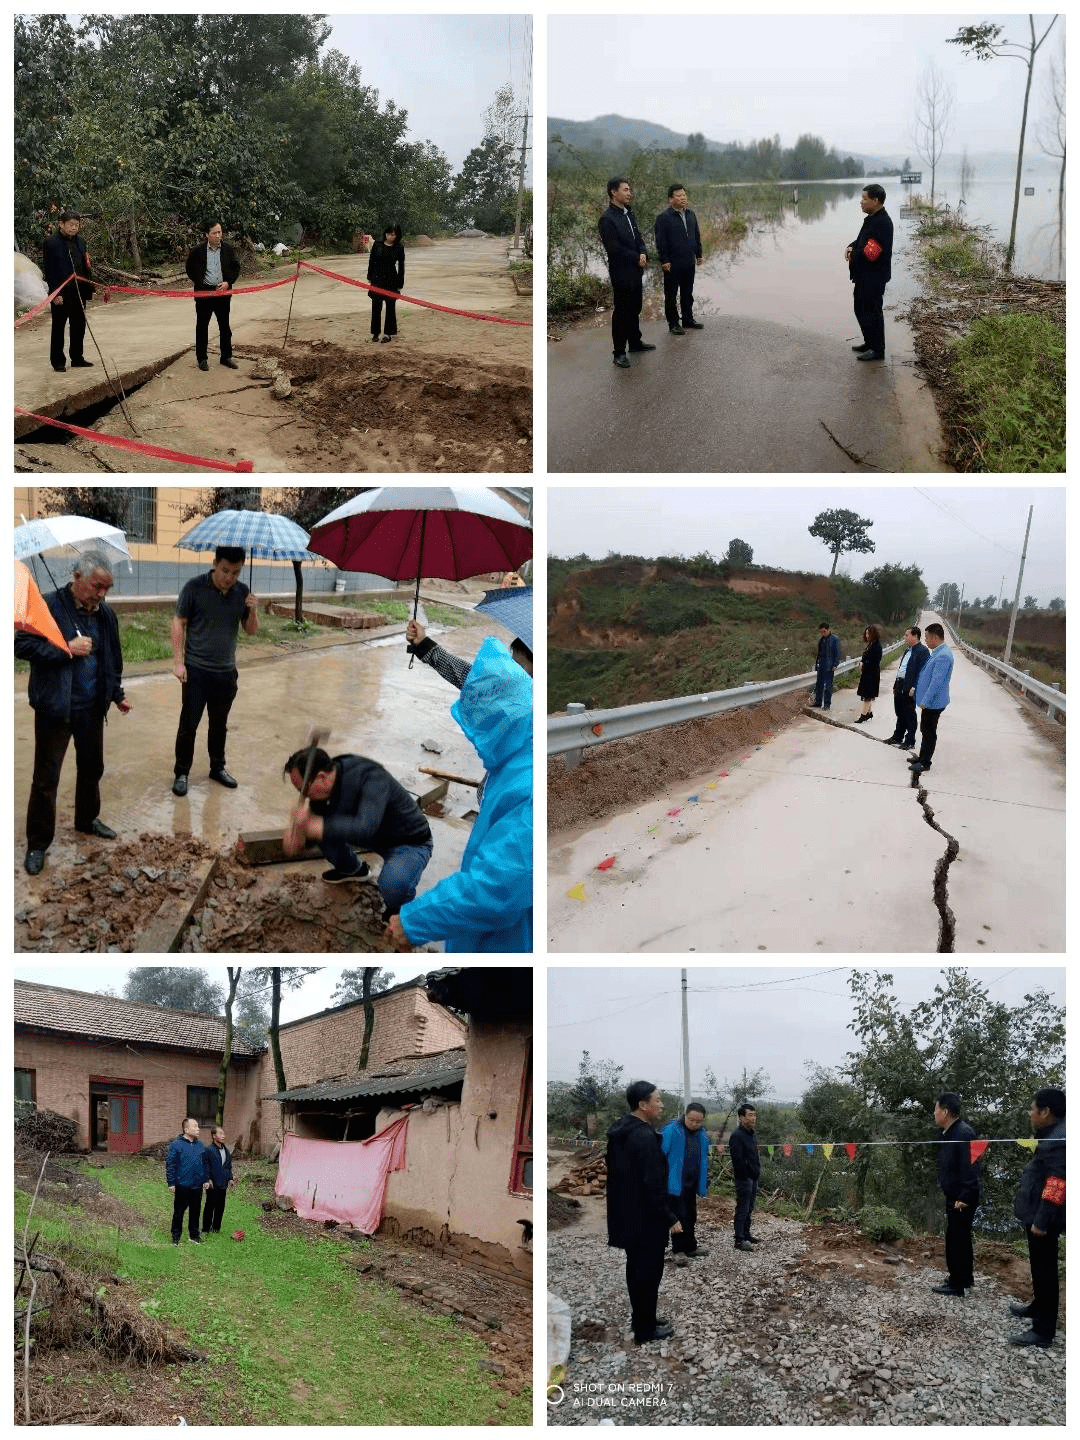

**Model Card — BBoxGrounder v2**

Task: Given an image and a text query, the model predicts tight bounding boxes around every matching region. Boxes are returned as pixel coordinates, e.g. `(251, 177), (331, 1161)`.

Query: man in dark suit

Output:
(845, 183), (893, 362)
(185, 220), (241, 371)
(931, 1092), (982, 1298)
(654, 184), (703, 335)
(1010, 1087), (1065, 1348)
(811, 622), (842, 709)
(598, 178), (654, 369)
(885, 625), (930, 748)
(43, 210), (95, 373)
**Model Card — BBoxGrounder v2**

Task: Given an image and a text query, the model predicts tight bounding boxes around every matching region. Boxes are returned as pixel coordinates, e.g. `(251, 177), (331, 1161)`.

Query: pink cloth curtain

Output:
(275, 1113), (410, 1234)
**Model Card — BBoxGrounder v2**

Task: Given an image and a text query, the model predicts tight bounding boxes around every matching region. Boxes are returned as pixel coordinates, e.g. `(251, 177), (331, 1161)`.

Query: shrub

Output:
(548, 267), (609, 315)
(857, 1205), (914, 1243)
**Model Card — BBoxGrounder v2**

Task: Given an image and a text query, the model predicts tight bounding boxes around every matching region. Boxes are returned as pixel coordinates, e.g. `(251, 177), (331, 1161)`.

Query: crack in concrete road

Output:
(804, 706), (960, 953)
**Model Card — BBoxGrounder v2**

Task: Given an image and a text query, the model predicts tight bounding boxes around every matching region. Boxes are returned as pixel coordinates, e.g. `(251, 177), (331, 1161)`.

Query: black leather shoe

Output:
(911, 761), (930, 774)
(857, 351), (885, 361)
(931, 1283), (964, 1297)
(628, 342), (656, 352)
(852, 343), (872, 353)
(669, 325), (685, 335)
(809, 701), (822, 708)
(884, 736), (902, 745)
(220, 357), (239, 368)
(197, 359), (210, 371)
(1009, 1329), (1052, 1348)
(70, 358), (94, 367)
(52, 363), (67, 372)
(613, 354), (631, 368)
(172, 774), (189, 797)
(1009, 1302), (1035, 1318)
(24, 850), (45, 876)
(684, 320), (704, 329)
(209, 768), (238, 789)
(76, 819), (117, 839)
(900, 741), (915, 750)
(746, 1236), (762, 1245)
(735, 1240), (754, 1252)
(634, 1323), (674, 1344)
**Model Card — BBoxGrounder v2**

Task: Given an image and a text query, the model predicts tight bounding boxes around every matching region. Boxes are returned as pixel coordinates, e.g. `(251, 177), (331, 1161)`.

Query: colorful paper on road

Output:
(596, 856), (616, 871)
(14, 560), (70, 653)
(567, 883), (587, 901)
(275, 1115), (409, 1234)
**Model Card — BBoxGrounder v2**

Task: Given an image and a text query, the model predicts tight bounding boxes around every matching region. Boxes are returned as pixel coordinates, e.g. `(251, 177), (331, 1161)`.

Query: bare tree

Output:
(912, 63), (954, 207)
(1035, 39), (1065, 262)
(948, 15), (1060, 271)
(215, 967), (242, 1126)
(959, 146), (976, 201)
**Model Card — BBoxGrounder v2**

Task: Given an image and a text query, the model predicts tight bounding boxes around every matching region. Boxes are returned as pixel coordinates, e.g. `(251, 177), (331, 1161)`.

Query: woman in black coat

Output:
(367, 223), (405, 341)
(856, 625), (882, 723)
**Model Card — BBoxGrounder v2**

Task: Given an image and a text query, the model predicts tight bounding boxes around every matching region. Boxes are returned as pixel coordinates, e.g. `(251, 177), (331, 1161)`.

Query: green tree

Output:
(947, 16), (1059, 271)
(571, 1050), (625, 1137)
(1047, 596), (1064, 613)
(725, 538), (754, 567)
(1022, 594), (1038, 611)
(123, 967), (224, 1013)
(931, 581), (960, 612)
(215, 967), (243, 1126)
(39, 487), (147, 532)
(861, 563), (927, 623)
(330, 968), (393, 1005)
(248, 967), (322, 1096)
(452, 136), (517, 231)
(808, 508), (876, 575)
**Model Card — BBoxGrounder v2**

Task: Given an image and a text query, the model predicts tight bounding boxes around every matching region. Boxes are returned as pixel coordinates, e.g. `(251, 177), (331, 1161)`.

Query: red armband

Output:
(863, 238), (882, 262)
(1041, 1175), (1065, 1205)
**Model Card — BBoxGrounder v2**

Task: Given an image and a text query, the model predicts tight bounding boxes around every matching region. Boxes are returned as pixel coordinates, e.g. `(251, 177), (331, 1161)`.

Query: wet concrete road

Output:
(13, 624), (507, 916)
(548, 614), (1064, 953)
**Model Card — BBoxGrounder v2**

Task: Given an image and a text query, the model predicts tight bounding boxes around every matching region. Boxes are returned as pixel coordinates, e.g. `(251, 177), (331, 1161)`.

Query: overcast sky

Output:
(548, 487), (1065, 605)
(549, 14), (1063, 159)
(329, 13), (532, 173)
(548, 966), (1065, 1100)
(15, 964), (429, 1026)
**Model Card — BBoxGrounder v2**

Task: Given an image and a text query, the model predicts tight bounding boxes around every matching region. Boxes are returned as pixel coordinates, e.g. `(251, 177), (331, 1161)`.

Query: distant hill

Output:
(548, 113), (726, 157)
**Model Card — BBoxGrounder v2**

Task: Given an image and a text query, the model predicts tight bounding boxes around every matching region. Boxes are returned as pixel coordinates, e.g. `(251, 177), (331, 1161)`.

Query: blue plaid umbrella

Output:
(177, 510), (311, 587)
(474, 585), (533, 653)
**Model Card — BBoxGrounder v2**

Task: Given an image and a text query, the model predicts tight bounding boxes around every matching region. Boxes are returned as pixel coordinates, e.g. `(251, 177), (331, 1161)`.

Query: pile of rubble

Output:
(553, 1148), (607, 1197)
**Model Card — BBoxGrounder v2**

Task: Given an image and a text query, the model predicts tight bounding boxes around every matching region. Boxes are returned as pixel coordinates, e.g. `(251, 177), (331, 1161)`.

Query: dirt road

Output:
(548, 614), (1064, 953)
(15, 239), (531, 472)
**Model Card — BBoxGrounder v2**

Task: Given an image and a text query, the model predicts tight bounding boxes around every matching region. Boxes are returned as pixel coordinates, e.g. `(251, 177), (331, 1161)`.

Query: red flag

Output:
(596, 856), (616, 871)
(845, 1143), (858, 1161)
(970, 1139), (989, 1164)
(783, 1142), (793, 1157)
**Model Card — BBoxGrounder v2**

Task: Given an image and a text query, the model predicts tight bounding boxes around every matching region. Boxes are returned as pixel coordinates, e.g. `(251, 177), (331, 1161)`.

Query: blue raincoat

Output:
(400, 637), (532, 952)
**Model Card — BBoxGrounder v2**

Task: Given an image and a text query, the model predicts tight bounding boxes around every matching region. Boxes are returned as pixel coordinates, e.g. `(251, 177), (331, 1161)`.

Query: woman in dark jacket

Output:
(856, 625), (882, 722)
(367, 223), (405, 341)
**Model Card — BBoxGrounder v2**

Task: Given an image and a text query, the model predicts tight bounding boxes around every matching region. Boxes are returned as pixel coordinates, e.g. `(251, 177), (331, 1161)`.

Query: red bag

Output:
(863, 238), (882, 262)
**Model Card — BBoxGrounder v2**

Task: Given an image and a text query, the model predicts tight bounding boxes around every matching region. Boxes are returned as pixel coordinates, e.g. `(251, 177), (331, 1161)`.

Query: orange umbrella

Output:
(15, 560), (70, 654)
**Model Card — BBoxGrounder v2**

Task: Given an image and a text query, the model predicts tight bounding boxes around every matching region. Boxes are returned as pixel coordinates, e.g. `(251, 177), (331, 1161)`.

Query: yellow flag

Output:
(822, 1144), (834, 1160)
(1017, 1138), (1038, 1152)
(567, 883), (587, 902)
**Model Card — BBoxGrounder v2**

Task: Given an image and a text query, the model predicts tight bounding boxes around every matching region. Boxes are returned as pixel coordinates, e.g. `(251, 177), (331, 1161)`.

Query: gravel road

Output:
(548, 1206), (1064, 1426)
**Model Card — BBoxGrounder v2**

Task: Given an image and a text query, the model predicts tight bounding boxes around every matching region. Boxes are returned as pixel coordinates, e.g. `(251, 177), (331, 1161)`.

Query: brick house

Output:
(14, 981), (264, 1152)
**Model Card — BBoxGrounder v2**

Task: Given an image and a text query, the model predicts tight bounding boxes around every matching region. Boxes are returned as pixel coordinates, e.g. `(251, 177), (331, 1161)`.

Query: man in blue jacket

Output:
(661, 1102), (710, 1261)
(15, 553), (132, 875)
(885, 625), (930, 749)
(654, 185), (703, 336)
(729, 1104), (761, 1252)
(391, 637), (532, 952)
(909, 623), (953, 775)
(166, 1118), (209, 1245)
(811, 622), (842, 709)
(599, 177), (654, 369)
(202, 1125), (234, 1235)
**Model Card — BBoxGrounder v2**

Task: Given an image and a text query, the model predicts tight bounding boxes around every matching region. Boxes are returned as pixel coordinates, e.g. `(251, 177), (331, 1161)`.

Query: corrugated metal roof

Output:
(14, 980), (259, 1056)
(264, 1059), (467, 1104)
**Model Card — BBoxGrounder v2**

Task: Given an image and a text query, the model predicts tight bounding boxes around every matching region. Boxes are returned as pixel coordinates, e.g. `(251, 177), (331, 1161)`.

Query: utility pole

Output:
(1004, 505), (1034, 664)
(511, 17), (532, 254)
(998, 574), (1006, 608)
(956, 583), (965, 634)
(680, 970), (690, 1107)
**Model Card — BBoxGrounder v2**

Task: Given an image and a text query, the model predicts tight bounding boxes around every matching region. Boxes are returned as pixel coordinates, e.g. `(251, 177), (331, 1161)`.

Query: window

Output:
(229, 487), (262, 511)
(15, 1068), (35, 1122)
(125, 487), (157, 544)
(187, 1085), (218, 1125)
(510, 1042), (532, 1193)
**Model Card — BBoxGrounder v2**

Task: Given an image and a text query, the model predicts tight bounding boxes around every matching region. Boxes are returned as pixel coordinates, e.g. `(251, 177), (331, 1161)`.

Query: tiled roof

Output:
(264, 1047), (467, 1103)
(14, 980), (259, 1057)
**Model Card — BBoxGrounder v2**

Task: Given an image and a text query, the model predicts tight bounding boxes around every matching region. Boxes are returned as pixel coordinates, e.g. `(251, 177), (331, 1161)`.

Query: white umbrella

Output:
(14, 515), (133, 571)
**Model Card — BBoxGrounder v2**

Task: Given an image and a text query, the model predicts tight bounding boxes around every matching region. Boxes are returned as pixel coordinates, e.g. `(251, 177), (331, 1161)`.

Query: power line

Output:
(690, 967), (848, 993)
(913, 487), (1020, 558)
(548, 988), (675, 1029)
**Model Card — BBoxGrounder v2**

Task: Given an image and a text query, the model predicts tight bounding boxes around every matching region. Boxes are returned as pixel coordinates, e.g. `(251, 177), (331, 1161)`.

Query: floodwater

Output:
(931, 173), (1066, 282)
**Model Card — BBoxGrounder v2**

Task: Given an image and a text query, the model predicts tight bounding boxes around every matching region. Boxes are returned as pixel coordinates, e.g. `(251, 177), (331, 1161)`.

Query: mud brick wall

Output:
(268, 986), (468, 1092)
(14, 1031), (262, 1151)
(378, 1017), (533, 1279)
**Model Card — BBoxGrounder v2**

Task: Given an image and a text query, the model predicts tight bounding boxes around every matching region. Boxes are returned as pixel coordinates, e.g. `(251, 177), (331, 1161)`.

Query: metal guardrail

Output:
(549, 640), (904, 763)
(938, 617), (1065, 721)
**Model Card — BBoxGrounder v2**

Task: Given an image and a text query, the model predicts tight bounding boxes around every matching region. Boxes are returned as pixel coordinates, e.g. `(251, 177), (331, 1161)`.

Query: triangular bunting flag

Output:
(822, 1144), (834, 1160)
(970, 1139), (989, 1163)
(783, 1143), (793, 1157)
(806, 1143), (814, 1155)
(767, 1145), (774, 1157)
(845, 1142), (858, 1161)
(1017, 1138), (1038, 1152)
(596, 856), (616, 871)
(567, 883), (586, 901)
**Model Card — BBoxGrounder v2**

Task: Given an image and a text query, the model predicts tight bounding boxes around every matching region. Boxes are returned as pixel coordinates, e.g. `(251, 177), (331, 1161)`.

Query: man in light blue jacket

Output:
(661, 1104), (710, 1261)
(910, 622), (953, 775)
(390, 637), (532, 952)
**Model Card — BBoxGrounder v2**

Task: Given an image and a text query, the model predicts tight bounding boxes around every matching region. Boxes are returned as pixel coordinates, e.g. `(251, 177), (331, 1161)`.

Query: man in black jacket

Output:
(43, 210), (95, 373)
(845, 184), (893, 362)
(885, 626), (931, 748)
(185, 221), (241, 371)
(1010, 1087), (1065, 1347)
(282, 746), (434, 920)
(598, 177), (654, 369)
(202, 1126), (234, 1235)
(728, 1103), (761, 1251)
(15, 553), (132, 875)
(931, 1092), (981, 1297)
(654, 185), (703, 336)
(606, 1081), (682, 1344)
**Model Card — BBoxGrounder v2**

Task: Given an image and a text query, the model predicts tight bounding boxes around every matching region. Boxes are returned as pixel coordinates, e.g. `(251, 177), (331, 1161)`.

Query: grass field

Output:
(16, 1156), (529, 1426)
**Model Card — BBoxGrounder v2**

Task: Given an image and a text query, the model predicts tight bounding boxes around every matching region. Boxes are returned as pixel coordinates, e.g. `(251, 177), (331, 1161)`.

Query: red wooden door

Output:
(106, 1092), (142, 1153)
